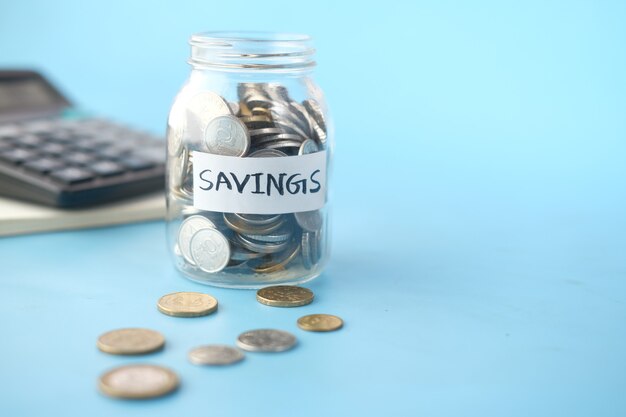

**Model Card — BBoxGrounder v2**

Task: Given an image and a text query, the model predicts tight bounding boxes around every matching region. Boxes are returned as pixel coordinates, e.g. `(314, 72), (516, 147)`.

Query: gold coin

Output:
(252, 245), (301, 274)
(97, 328), (165, 355)
(157, 291), (218, 317)
(256, 285), (314, 307)
(297, 314), (344, 332)
(99, 364), (179, 399)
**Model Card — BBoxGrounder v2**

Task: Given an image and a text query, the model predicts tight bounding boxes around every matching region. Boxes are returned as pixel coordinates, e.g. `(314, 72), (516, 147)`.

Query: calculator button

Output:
(0, 138), (14, 151)
(71, 139), (100, 151)
(20, 134), (46, 147)
(119, 156), (155, 171)
(63, 152), (95, 165)
(22, 120), (56, 134)
(49, 167), (94, 184)
(0, 148), (38, 164)
(24, 158), (65, 173)
(40, 142), (67, 156)
(46, 131), (74, 143)
(98, 147), (128, 159)
(0, 124), (22, 137)
(91, 161), (124, 176)
(136, 146), (165, 163)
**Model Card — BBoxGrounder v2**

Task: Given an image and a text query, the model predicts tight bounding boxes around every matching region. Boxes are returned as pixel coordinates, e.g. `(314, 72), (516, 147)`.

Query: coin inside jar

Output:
(177, 215), (217, 265)
(185, 91), (232, 145)
(299, 138), (319, 155)
(256, 285), (314, 307)
(204, 115), (250, 156)
(190, 228), (231, 273)
(97, 328), (165, 355)
(99, 364), (179, 399)
(157, 291), (218, 317)
(294, 210), (322, 232)
(251, 243), (301, 274)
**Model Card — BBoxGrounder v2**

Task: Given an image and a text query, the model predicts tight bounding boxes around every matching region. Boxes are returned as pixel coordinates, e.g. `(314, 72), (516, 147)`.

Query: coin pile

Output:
(96, 286), (343, 400)
(167, 83), (328, 280)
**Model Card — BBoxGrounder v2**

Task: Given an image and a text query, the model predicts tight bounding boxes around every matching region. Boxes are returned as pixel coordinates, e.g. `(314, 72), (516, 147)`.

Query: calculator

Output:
(0, 70), (165, 207)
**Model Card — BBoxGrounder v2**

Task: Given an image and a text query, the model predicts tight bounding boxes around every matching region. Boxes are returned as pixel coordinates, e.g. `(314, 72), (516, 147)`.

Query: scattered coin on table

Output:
(297, 314), (344, 332)
(97, 328), (165, 355)
(236, 329), (297, 352)
(99, 364), (179, 399)
(188, 345), (245, 366)
(157, 291), (218, 317)
(256, 285), (314, 307)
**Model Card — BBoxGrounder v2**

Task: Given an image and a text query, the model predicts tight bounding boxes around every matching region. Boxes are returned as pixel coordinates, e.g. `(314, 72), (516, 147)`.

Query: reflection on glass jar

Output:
(166, 32), (333, 288)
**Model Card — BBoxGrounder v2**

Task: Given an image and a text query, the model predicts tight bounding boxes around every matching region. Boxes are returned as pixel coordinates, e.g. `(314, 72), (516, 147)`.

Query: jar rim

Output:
(189, 31), (316, 72)
(190, 31), (312, 44)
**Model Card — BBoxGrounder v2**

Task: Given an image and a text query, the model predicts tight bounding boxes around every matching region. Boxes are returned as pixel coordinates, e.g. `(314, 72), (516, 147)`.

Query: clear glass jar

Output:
(166, 32), (333, 288)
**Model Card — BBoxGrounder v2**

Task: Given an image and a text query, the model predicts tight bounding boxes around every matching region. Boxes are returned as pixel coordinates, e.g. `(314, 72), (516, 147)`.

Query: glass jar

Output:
(165, 32), (333, 288)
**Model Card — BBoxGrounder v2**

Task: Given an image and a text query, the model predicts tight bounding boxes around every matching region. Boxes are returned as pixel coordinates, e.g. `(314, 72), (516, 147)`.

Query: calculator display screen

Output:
(0, 71), (70, 116)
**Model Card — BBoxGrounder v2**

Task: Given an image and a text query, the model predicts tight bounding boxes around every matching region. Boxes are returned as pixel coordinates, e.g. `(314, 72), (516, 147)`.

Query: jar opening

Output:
(189, 31), (316, 72)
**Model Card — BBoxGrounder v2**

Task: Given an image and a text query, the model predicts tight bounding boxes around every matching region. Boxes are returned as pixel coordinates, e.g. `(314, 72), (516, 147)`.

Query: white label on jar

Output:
(192, 151), (327, 214)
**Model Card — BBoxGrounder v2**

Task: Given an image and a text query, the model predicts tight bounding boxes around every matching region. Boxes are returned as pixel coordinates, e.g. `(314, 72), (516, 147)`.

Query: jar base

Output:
(173, 260), (325, 289)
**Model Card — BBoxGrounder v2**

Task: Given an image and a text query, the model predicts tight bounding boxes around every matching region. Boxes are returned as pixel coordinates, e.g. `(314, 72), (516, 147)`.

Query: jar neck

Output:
(189, 31), (316, 74)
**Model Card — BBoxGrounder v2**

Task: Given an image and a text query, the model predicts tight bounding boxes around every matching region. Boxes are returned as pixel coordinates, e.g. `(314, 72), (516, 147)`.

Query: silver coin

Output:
(308, 116), (327, 145)
(177, 215), (217, 265)
(294, 210), (322, 232)
(253, 133), (305, 146)
(289, 101), (314, 136)
(236, 329), (297, 352)
(204, 115), (250, 156)
(303, 98), (327, 133)
(248, 127), (285, 137)
(181, 206), (203, 217)
(248, 149), (288, 158)
(167, 98), (187, 156)
(185, 91), (232, 145)
(168, 148), (188, 191)
(271, 104), (310, 131)
(188, 345), (245, 366)
(238, 83), (268, 100)
(166, 125), (183, 157)
(261, 140), (303, 150)
(241, 224), (293, 243)
(230, 245), (265, 261)
(223, 212), (283, 235)
(267, 84), (291, 103)
(298, 139), (319, 155)
(302, 231), (313, 270)
(235, 233), (290, 254)
(228, 101), (240, 115)
(190, 228), (231, 273)
(98, 364), (179, 399)
(312, 230), (322, 265)
(234, 213), (283, 226)
(181, 159), (194, 196)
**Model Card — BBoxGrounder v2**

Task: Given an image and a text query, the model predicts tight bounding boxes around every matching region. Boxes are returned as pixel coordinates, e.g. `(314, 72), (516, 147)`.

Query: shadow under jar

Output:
(166, 31), (333, 288)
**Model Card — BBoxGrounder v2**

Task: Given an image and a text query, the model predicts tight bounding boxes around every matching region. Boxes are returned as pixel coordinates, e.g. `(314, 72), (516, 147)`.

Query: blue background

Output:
(1, 1), (626, 416)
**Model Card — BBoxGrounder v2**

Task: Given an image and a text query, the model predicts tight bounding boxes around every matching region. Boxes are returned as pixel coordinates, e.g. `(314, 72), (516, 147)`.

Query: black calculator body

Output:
(0, 70), (165, 207)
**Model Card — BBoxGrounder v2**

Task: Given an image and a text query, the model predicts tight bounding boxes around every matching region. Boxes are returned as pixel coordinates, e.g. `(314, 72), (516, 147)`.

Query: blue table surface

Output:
(1, 1), (626, 416)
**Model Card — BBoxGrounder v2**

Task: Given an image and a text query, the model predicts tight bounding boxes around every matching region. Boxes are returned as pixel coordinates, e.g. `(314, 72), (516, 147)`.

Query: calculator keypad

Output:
(0, 117), (165, 206)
